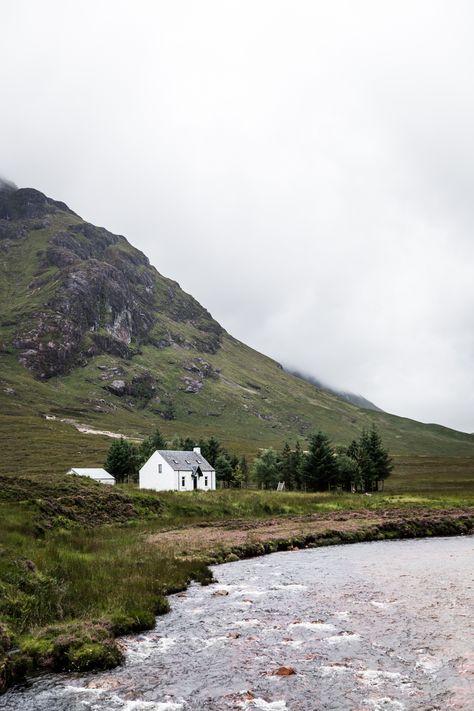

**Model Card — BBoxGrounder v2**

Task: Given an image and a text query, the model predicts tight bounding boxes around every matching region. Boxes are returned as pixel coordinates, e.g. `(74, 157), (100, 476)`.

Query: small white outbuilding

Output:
(139, 447), (216, 492)
(67, 467), (116, 485)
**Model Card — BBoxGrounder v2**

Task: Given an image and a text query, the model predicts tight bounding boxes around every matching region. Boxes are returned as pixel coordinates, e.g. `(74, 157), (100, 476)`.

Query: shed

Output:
(67, 467), (116, 485)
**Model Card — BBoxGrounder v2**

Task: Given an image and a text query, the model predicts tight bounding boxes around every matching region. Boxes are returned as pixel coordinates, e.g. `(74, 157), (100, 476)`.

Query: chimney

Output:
(193, 446), (201, 455)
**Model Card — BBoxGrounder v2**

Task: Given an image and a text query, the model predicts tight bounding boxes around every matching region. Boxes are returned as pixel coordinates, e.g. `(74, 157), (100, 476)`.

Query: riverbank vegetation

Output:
(1, 471), (474, 693)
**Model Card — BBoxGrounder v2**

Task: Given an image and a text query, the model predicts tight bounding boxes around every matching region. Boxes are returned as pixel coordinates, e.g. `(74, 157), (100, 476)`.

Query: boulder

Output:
(108, 379), (126, 396)
(272, 666), (296, 676)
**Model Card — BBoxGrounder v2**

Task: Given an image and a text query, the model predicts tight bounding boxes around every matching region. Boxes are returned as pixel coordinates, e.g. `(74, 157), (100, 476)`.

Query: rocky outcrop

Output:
(184, 358), (219, 379)
(107, 380), (127, 396)
(105, 373), (157, 400)
(0, 187), (75, 220)
(180, 358), (220, 394)
(2, 185), (224, 378)
(182, 377), (203, 394)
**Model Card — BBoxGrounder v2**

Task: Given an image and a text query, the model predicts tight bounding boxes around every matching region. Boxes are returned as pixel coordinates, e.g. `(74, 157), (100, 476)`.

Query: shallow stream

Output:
(2, 536), (473, 710)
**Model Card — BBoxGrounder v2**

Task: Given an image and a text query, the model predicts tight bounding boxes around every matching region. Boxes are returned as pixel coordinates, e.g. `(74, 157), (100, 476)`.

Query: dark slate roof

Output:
(157, 450), (214, 472)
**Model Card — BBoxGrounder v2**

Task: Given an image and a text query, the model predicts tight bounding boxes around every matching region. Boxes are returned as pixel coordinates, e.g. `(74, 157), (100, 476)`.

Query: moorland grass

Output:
(1, 476), (474, 692)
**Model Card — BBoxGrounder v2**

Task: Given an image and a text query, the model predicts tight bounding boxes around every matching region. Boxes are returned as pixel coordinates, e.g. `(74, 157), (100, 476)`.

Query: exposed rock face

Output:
(1, 186), (224, 378)
(0, 187), (75, 220)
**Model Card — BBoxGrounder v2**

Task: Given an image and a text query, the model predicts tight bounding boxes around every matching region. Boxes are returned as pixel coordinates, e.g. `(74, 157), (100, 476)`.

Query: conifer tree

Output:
(366, 424), (393, 491)
(239, 456), (249, 484)
(251, 448), (280, 489)
(280, 442), (295, 490)
(139, 428), (167, 463)
(291, 440), (304, 490)
(346, 425), (392, 491)
(303, 431), (338, 491)
(214, 453), (234, 486)
(104, 437), (139, 484)
(181, 437), (195, 451)
(199, 436), (221, 467)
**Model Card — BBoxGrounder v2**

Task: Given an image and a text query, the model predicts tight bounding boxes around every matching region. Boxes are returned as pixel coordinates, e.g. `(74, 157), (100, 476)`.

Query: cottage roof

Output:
(69, 467), (115, 481)
(157, 450), (214, 472)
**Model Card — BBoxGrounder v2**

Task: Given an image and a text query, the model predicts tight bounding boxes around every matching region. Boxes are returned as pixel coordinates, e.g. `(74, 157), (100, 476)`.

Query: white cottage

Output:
(67, 467), (116, 485)
(139, 447), (216, 492)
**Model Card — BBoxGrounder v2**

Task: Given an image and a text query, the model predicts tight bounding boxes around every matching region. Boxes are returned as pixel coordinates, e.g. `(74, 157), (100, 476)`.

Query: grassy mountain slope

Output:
(1, 184), (474, 486)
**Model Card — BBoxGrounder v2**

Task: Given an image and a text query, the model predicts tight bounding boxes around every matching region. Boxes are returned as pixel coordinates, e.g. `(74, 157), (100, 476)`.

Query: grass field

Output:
(1, 472), (473, 692)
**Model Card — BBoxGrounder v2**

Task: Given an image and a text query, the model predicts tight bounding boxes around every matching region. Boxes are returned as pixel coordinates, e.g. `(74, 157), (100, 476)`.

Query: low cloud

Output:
(0, 176), (18, 192)
(1, 1), (474, 432)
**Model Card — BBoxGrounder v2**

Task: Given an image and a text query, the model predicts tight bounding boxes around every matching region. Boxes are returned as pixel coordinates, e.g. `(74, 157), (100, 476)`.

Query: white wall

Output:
(139, 452), (216, 491)
(139, 452), (176, 491)
(197, 470), (215, 490)
(177, 469), (216, 491)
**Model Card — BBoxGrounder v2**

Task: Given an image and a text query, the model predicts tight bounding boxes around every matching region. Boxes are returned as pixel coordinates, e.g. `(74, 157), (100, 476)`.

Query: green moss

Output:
(224, 553), (240, 563)
(108, 606), (159, 636)
(66, 642), (122, 672)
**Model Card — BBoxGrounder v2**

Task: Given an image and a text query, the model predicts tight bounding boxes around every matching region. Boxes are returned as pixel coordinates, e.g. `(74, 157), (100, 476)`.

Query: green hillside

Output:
(1, 184), (474, 487)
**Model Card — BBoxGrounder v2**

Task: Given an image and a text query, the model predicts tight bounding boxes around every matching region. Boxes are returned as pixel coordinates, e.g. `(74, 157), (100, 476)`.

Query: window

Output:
(181, 476), (185, 487)
(158, 464), (162, 473)
(204, 476), (208, 486)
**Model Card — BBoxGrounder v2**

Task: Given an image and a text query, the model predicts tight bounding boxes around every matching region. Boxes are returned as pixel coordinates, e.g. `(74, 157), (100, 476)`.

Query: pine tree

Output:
(199, 436), (221, 467)
(359, 428), (377, 491)
(239, 456), (249, 485)
(280, 442), (295, 490)
(366, 424), (393, 491)
(346, 425), (392, 492)
(139, 428), (167, 463)
(346, 433), (373, 492)
(104, 437), (139, 484)
(291, 440), (304, 490)
(214, 453), (234, 486)
(303, 431), (338, 491)
(251, 448), (280, 489)
(181, 437), (195, 451)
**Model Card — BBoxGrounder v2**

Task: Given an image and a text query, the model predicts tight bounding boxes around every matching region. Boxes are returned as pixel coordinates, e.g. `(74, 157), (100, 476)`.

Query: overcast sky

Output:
(2, 1), (474, 432)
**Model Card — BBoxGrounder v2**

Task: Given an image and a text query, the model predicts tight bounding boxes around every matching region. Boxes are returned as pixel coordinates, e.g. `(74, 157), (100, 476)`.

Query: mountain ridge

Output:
(1, 182), (474, 478)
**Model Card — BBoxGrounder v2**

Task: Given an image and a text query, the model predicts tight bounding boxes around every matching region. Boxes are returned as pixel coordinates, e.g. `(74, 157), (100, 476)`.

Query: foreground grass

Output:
(1, 478), (474, 692)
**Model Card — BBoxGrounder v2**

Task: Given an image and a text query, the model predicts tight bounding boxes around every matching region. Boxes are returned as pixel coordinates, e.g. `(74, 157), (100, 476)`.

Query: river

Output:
(2, 536), (473, 710)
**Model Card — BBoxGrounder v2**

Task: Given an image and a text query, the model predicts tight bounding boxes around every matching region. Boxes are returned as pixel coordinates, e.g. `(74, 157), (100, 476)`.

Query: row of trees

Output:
(251, 426), (392, 492)
(104, 425), (392, 492)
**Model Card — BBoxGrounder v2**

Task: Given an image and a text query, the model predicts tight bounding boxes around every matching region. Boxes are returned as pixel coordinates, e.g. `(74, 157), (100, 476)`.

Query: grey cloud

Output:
(0, 177), (18, 192)
(1, 1), (473, 431)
